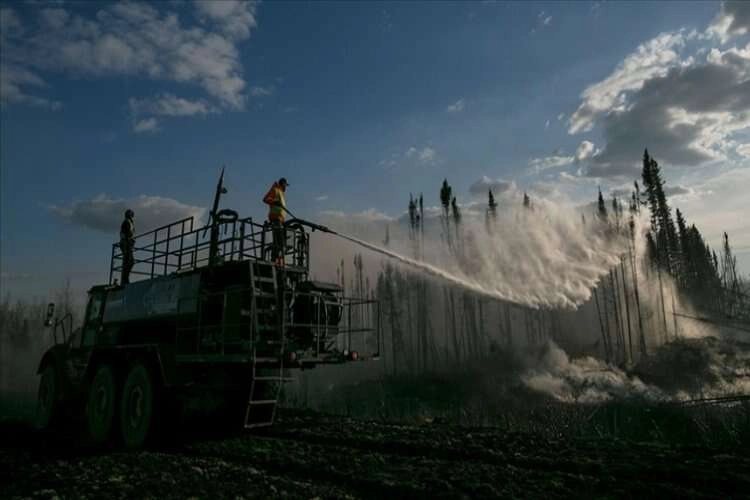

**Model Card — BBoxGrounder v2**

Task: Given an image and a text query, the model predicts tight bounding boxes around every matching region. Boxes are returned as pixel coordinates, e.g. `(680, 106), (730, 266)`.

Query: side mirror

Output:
(44, 302), (55, 327)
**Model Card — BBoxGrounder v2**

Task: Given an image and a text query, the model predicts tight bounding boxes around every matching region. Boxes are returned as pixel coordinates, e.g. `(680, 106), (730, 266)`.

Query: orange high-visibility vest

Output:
(263, 183), (286, 222)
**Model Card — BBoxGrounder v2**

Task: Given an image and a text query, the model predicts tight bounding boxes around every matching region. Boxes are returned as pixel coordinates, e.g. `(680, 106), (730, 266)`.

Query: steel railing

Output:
(172, 287), (380, 361)
(109, 216), (310, 285)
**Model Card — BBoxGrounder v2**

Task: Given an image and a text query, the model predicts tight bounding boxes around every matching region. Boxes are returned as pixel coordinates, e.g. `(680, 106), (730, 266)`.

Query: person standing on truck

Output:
(120, 209), (135, 284)
(263, 177), (288, 266)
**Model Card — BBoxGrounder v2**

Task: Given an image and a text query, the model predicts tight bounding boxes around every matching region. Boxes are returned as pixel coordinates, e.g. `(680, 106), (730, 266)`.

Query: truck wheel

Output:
(120, 363), (154, 449)
(34, 364), (58, 430)
(86, 364), (116, 445)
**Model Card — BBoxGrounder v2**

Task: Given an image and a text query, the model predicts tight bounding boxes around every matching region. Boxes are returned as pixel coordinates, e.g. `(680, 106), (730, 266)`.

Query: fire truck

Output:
(35, 170), (380, 448)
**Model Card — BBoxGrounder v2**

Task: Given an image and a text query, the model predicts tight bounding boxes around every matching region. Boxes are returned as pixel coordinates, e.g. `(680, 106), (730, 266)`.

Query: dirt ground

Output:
(2, 409), (750, 500)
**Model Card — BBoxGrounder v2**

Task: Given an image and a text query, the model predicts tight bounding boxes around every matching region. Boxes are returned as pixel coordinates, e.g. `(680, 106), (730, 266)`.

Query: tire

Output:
(34, 364), (58, 430)
(86, 364), (117, 445)
(119, 363), (155, 449)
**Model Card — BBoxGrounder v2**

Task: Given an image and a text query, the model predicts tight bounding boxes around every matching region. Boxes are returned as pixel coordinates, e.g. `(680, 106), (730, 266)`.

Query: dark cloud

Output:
(714, 1), (750, 40)
(469, 176), (516, 196)
(583, 52), (750, 179)
(48, 194), (206, 234)
(584, 162), (641, 180)
(610, 184), (690, 199)
(664, 185), (691, 196)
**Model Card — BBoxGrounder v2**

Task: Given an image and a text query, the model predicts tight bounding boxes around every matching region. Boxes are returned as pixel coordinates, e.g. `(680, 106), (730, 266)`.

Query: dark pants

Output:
(269, 219), (285, 263)
(121, 241), (134, 284)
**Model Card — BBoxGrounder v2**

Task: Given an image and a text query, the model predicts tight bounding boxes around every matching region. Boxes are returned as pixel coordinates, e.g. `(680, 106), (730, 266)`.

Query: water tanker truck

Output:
(34, 171), (380, 449)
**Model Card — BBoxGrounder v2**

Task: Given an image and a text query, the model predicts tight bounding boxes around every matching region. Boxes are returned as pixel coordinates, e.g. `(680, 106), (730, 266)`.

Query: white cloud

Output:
(418, 147), (436, 163)
(378, 158), (398, 169)
(529, 155), (574, 171)
(545, 119), (550, 130)
(557, 112), (565, 121)
(564, 6), (750, 179)
(315, 195), (329, 202)
(575, 140), (596, 161)
(568, 31), (687, 134)
(675, 167), (750, 259)
(707, 0), (750, 43)
(583, 48), (750, 177)
(48, 193), (206, 233)
(446, 98), (465, 113)
(0, 2), (259, 113)
(133, 117), (159, 133)
(406, 146), (437, 164)
(531, 10), (552, 33)
(193, 0), (258, 41)
(737, 143), (750, 157)
(0, 63), (61, 110)
(529, 141), (598, 173)
(129, 93), (214, 117)
(249, 85), (274, 97)
(468, 176), (516, 196)
(320, 208), (393, 222)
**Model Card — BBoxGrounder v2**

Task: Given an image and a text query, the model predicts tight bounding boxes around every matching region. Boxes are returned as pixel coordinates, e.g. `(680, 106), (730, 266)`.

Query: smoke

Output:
(0, 319), (54, 419)
(633, 336), (750, 399)
(520, 341), (666, 403)
(519, 336), (750, 403)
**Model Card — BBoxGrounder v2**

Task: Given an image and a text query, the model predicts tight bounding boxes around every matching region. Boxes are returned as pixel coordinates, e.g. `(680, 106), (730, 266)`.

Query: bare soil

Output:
(2, 409), (750, 499)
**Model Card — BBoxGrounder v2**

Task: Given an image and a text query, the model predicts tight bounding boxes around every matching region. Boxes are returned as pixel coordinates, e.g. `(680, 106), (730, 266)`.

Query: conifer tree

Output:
(440, 179), (453, 247)
(640, 150), (679, 273)
(486, 189), (498, 231)
(597, 188), (608, 222)
(440, 180), (452, 217)
(451, 196), (461, 233)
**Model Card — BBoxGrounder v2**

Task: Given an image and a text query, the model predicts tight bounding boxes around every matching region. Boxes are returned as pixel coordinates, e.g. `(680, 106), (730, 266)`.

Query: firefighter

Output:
(120, 209), (135, 284)
(263, 177), (289, 265)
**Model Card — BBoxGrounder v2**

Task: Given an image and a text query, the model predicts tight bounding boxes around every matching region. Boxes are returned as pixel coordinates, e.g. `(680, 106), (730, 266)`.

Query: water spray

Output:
(283, 206), (535, 306)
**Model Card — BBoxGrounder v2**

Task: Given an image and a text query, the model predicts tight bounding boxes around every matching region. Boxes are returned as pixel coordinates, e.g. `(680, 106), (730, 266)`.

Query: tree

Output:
(720, 232), (742, 316)
(676, 208), (690, 286)
(641, 150), (679, 273)
(597, 188), (608, 222)
(440, 179), (452, 216)
(408, 194), (417, 230)
(523, 192), (531, 209)
(486, 189), (498, 231)
(451, 196), (461, 226)
(440, 179), (453, 248)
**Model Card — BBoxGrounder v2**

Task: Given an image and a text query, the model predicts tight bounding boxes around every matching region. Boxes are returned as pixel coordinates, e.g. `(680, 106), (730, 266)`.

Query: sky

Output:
(1, 0), (749, 301)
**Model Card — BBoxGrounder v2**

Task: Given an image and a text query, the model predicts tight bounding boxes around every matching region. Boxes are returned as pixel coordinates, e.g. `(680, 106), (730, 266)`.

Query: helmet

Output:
(125, 209), (134, 218)
(279, 177), (289, 187)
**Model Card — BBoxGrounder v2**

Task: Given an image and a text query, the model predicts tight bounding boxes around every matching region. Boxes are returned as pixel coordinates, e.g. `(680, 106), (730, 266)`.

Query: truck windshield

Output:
(87, 294), (104, 323)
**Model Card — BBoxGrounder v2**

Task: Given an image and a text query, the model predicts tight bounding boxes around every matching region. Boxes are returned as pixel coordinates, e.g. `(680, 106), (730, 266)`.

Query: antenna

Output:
(205, 165), (227, 265)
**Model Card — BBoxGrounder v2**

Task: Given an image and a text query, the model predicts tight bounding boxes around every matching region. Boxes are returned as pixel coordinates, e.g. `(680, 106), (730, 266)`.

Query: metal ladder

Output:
(245, 261), (286, 428)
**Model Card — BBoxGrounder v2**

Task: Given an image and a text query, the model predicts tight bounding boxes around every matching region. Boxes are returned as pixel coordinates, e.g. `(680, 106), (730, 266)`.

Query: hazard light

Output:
(349, 350), (359, 361)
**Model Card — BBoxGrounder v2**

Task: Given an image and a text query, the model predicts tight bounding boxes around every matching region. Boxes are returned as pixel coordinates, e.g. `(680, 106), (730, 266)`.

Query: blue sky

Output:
(1, 0), (749, 300)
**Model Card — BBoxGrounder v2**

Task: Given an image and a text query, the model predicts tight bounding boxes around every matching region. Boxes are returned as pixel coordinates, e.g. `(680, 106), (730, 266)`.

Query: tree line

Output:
(361, 148), (749, 374)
